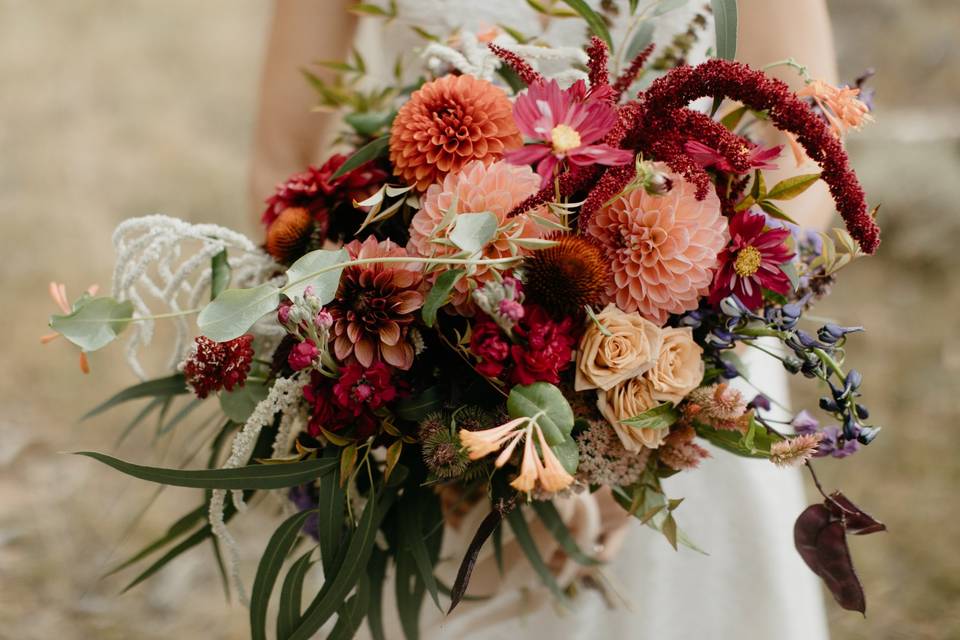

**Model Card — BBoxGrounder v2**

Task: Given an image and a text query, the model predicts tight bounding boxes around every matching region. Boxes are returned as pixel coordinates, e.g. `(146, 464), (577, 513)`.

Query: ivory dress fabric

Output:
(348, 2), (831, 638)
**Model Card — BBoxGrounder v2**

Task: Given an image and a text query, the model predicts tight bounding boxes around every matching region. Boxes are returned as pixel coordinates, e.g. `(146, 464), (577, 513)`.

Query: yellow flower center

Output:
(550, 124), (582, 154)
(733, 245), (762, 277)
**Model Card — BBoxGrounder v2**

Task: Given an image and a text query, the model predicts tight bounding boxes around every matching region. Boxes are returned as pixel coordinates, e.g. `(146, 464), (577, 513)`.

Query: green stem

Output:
(128, 308), (203, 322)
(812, 347), (845, 380)
(763, 57), (812, 82)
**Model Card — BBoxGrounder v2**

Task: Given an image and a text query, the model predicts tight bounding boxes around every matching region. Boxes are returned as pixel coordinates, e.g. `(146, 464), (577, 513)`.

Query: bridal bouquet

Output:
(45, 3), (886, 638)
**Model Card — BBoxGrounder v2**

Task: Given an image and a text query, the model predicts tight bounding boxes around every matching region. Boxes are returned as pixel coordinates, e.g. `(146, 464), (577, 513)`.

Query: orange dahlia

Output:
(586, 166), (728, 325)
(389, 74), (522, 191)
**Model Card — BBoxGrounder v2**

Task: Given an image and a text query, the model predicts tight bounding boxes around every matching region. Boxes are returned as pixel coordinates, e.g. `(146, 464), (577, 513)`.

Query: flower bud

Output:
(856, 425), (880, 445)
(782, 355), (803, 374)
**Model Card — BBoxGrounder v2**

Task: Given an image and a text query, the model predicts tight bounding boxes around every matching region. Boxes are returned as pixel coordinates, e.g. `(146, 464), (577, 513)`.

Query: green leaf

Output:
(780, 260), (800, 292)
(421, 269), (464, 327)
(506, 382), (575, 445)
(104, 504), (206, 577)
(758, 200), (799, 225)
(345, 111), (395, 137)
(506, 508), (567, 604)
(250, 509), (317, 640)
(198, 283), (281, 342)
(284, 248), (349, 302)
(340, 444), (358, 487)
(210, 249), (231, 301)
(625, 20), (655, 61)
(76, 452), (337, 490)
(219, 381), (269, 423)
(329, 574), (371, 640)
(531, 501), (599, 566)
(620, 403), (680, 431)
(277, 549), (315, 639)
(157, 397), (202, 435)
(317, 449), (345, 575)
(550, 437), (579, 475)
(115, 397), (166, 446)
(365, 548), (389, 640)
(448, 212), (498, 254)
(693, 418), (783, 457)
(395, 386), (444, 422)
(395, 530), (424, 640)
(83, 374), (188, 420)
(765, 172), (821, 201)
(288, 490), (398, 640)
(750, 170), (767, 201)
(711, 0), (738, 61)
(331, 135), (389, 179)
(400, 490), (441, 611)
(560, 0), (613, 50)
(720, 105), (750, 131)
(654, 0), (688, 16)
(49, 296), (134, 352)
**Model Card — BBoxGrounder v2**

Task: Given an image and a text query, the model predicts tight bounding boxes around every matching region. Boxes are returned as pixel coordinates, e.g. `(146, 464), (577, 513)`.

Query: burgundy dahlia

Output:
(182, 334), (254, 399)
(509, 305), (577, 385)
(709, 210), (795, 309)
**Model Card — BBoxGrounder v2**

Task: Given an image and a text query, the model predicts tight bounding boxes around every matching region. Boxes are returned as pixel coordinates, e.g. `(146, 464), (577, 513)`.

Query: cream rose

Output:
(575, 304), (662, 392)
(597, 377), (667, 451)
(646, 327), (704, 404)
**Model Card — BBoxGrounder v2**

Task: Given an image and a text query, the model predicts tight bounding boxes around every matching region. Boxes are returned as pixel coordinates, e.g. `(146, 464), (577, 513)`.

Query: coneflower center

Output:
(733, 245), (762, 277)
(550, 124), (581, 153)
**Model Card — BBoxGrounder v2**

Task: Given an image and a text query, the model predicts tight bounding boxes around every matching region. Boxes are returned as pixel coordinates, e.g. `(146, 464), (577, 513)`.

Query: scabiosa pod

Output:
(181, 334), (255, 399)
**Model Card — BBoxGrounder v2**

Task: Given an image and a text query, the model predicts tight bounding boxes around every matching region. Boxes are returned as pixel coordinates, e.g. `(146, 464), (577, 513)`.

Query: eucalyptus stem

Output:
(129, 308), (203, 322)
(763, 57), (812, 82)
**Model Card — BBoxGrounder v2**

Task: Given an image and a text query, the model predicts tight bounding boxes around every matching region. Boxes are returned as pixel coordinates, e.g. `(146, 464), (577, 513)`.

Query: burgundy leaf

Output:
(794, 503), (833, 581)
(828, 492), (887, 535)
(448, 503), (510, 614)
(815, 520), (866, 614)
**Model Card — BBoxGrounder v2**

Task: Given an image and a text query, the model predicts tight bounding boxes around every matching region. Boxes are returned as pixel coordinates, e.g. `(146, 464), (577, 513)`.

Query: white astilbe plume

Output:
(422, 33), (589, 86)
(111, 214), (278, 379)
(208, 373), (305, 606)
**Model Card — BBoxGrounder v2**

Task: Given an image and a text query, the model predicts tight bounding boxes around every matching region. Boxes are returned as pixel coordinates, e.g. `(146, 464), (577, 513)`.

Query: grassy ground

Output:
(0, 1), (956, 638)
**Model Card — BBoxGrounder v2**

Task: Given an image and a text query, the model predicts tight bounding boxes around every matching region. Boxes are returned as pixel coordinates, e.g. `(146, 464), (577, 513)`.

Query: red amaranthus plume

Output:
(585, 36), (611, 98)
(612, 43), (655, 101)
(488, 43), (544, 86)
(638, 59), (880, 253)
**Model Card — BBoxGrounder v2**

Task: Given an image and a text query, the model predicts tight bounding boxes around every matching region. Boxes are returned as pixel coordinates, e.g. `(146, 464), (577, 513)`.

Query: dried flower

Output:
(329, 237), (424, 370)
(389, 74), (521, 191)
(646, 327), (704, 404)
(686, 383), (748, 429)
(265, 207), (313, 264)
(575, 419), (649, 486)
(575, 304), (662, 392)
(521, 234), (610, 318)
(586, 166), (728, 324)
(709, 210), (795, 310)
(769, 432), (825, 467)
(597, 377), (666, 451)
(181, 335), (255, 399)
(423, 427), (471, 479)
(506, 78), (633, 186)
(418, 411), (451, 441)
(658, 425), (710, 471)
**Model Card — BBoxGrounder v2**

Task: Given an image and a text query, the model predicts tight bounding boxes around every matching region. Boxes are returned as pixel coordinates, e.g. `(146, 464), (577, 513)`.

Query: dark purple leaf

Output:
(827, 492), (887, 535)
(447, 504), (509, 614)
(794, 503), (832, 581)
(816, 520), (866, 613)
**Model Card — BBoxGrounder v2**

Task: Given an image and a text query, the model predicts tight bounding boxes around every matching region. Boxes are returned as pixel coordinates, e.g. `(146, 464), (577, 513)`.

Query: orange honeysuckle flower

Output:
(41, 281), (100, 374)
(797, 79), (874, 138)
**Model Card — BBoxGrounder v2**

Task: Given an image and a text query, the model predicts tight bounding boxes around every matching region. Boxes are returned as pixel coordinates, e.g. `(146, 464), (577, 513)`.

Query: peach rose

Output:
(646, 327), (704, 404)
(575, 304), (663, 392)
(597, 377), (667, 451)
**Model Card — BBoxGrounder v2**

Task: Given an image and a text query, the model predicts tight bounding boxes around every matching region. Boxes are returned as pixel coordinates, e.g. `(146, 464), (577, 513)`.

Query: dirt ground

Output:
(0, 1), (957, 639)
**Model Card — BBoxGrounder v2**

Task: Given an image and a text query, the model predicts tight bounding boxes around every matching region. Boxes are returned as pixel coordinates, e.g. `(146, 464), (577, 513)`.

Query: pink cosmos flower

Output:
(505, 79), (633, 187)
(709, 210), (795, 309)
(684, 140), (783, 172)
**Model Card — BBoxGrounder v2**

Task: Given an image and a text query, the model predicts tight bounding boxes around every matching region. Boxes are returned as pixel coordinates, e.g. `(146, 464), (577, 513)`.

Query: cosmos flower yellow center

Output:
(734, 245), (762, 277)
(550, 124), (582, 153)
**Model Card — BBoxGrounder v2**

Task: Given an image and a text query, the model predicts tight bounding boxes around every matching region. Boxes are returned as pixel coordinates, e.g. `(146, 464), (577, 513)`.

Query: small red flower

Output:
(182, 335), (254, 399)
(332, 362), (399, 415)
(509, 305), (576, 386)
(469, 317), (511, 378)
(709, 210), (795, 309)
(684, 140), (782, 172)
(303, 362), (398, 439)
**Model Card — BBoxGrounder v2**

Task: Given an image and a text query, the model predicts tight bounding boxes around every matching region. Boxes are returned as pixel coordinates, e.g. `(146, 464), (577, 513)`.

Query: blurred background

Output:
(0, 1), (956, 638)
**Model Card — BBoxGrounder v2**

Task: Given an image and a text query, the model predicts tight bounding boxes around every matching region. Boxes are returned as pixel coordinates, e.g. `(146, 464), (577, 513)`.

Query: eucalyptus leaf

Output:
(198, 283), (281, 342)
(448, 212), (498, 254)
(507, 383), (575, 445)
(277, 549), (315, 639)
(654, 0), (688, 16)
(219, 381), (269, 423)
(284, 248), (349, 302)
(560, 0), (613, 50)
(83, 374), (188, 420)
(49, 296), (134, 352)
(506, 508), (567, 604)
(625, 20), (655, 61)
(210, 249), (231, 301)
(331, 135), (389, 179)
(531, 501), (599, 565)
(710, 0), (738, 61)
(421, 269), (464, 327)
(550, 437), (579, 475)
(76, 452), (337, 490)
(317, 448), (345, 576)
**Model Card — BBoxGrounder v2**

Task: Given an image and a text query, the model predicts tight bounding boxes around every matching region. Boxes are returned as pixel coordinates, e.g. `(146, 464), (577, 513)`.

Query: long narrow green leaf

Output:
(531, 501), (600, 566)
(317, 449), (345, 575)
(277, 548), (315, 639)
(711, 0), (738, 60)
(331, 135), (389, 179)
(395, 537), (424, 640)
(250, 509), (316, 640)
(365, 548), (389, 640)
(329, 574), (371, 640)
(400, 490), (441, 611)
(157, 398), (202, 435)
(561, 0), (613, 50)
(114, 397), (165, 446)
(83, 374), (188, 420)
(506, 508), (567, 604)
(77, 452), (337, 490)
(104, 503), (206, 577)
(288, 490), (397, 640)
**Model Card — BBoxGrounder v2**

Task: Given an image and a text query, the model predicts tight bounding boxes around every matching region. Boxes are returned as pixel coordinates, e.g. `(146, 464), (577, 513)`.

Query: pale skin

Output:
(250, 0), (841, 565)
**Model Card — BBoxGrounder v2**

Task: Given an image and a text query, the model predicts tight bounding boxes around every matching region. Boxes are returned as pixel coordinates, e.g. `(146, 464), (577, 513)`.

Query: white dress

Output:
(352, 3), (831, 638)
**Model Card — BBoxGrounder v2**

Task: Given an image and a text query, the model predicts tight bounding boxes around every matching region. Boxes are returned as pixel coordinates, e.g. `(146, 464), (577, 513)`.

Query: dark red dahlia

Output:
(182, 334), (254, 399)
(469, 316), (511, 378)
(709, 210), (795, 309)
(261, 153), (389, 240)
(509, 305), (577, 386)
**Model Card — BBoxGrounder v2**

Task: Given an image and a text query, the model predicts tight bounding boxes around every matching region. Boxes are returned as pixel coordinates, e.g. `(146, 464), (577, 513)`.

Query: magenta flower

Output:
(709, 210), (795, 309)
(505, 79), (633, 187)
(685, 140), (783, 172)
